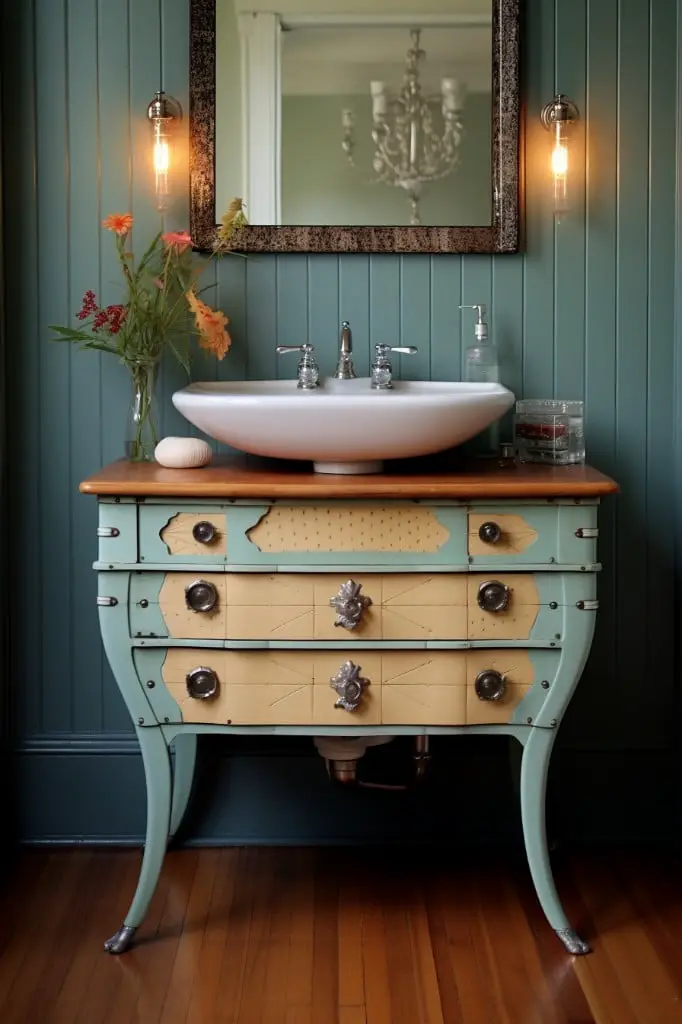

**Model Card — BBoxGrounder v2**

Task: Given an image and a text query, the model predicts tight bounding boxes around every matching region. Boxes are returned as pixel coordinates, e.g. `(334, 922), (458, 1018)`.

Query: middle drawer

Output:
(129, 571), (593, 643)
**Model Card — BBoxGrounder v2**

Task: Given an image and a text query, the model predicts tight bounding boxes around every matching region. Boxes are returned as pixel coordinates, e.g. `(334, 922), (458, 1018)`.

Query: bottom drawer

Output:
(136, 648), (558, 727)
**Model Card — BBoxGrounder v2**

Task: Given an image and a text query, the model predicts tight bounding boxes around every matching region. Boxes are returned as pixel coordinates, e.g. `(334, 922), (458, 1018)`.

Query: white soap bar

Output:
(154, 436), (212, 469)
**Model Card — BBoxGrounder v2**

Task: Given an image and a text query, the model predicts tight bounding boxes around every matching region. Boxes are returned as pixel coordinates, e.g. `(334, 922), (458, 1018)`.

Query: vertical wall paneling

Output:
(578, 0), (619, 748)
(275, 256), (309, 375)
(3, 0), (42, 738)
(2, 0), (681, 842)
(307, 254), (340, 372)
(245, 255), (278, 380)
(521, 0), (555, 399)
(36, 0), (72, 734)
(552, 0), (586, 403)
(429, 256), (462, 382)
(400, 255), (431, 380)
(645, 0), (677, 747)
(68, 0), (104, 734)
(615, 0), (653, 742)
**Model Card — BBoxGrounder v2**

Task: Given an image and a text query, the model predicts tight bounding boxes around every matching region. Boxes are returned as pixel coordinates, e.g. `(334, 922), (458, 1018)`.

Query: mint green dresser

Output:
(81, 457), (617, 955)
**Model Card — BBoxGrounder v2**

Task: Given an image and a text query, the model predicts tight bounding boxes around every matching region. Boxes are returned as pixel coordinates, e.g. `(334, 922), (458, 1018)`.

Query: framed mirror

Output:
(190, 0), (520, 254)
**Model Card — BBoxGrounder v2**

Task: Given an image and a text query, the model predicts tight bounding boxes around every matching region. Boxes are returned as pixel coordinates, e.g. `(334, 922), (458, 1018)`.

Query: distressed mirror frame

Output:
(189, 0), (520, 254)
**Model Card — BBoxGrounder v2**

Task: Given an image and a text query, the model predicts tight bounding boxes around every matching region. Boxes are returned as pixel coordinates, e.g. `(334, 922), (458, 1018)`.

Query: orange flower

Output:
(102, 213), (134, 235)
(186, 290), (231, 360)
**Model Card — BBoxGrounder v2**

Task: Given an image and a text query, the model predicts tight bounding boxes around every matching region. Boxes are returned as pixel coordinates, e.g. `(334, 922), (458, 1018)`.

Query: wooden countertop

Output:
(80, 455), (618, 500)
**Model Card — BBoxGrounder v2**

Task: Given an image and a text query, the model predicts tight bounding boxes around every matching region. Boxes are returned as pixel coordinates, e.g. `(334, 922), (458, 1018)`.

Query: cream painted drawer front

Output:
(130, 570), (594, 643)
(148, 647), (552, 727)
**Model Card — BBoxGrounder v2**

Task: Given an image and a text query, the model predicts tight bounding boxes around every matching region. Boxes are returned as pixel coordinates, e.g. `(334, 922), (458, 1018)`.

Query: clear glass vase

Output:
(125, 361), (159, 461)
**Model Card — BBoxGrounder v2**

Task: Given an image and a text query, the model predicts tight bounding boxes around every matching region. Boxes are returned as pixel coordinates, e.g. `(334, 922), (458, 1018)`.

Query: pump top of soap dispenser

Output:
(459, 304), (488, 341)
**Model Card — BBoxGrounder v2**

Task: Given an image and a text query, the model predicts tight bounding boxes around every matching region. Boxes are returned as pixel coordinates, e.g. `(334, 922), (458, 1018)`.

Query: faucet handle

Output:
(276, 343), (315, 355)
(276, 344), (319, 390)
(374, 345), (418, 357)
(371, 345), (417, 389)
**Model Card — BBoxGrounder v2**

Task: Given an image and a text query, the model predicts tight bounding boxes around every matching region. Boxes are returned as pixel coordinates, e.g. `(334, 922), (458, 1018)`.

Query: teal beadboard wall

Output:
(1, 0), (681, 844)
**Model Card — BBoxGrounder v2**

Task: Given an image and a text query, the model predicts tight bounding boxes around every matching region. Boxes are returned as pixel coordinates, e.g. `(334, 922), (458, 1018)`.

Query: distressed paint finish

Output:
(1, 0), (678, 850)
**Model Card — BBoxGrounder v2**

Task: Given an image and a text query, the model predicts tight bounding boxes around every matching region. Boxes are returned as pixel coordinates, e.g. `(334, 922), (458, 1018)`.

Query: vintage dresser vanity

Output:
(80, 457), (616, 955)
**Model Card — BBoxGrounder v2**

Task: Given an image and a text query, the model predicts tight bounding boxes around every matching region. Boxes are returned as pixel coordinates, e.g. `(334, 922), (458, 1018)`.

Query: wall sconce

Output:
(541, 93), (579, 218)
(146, 90), (182, 211)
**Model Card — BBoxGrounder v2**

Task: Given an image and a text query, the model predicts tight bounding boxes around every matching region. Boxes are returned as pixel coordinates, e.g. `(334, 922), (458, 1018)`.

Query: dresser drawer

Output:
(136, 501), (597, 569)
(468, 504), (598, 566)
(129, 570), (595, 644)
(139, 506), (228, 563)
(135, 647), (559, 727)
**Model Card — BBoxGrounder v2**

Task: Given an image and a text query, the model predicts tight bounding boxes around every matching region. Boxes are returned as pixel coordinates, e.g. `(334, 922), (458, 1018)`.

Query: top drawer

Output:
(133, 501), (598, 568)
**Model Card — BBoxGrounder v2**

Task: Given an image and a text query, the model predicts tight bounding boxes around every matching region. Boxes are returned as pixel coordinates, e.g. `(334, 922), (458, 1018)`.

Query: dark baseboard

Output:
(10, 734), (678, 847)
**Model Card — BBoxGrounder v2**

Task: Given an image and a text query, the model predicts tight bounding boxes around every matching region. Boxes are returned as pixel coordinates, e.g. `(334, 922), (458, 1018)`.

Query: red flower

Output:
(106, 304), (127, 334)
(92, 309), (109, 332)
(76, 289), (98, 320)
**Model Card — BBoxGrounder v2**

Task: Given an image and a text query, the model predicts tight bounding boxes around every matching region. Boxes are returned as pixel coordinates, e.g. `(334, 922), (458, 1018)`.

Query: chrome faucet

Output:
(333, 320), (356, 379)
(371, 344), (418, 389)
(276, 343), (320, 389)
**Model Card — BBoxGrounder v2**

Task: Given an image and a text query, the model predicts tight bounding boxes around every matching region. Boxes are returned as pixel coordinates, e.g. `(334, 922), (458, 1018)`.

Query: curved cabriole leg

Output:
(169, 733), (197, 839)
(104, 726), (172, 955)
(520, 727), (591, 956)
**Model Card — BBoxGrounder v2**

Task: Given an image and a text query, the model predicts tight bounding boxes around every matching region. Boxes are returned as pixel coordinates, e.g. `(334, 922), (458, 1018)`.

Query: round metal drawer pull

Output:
(330, 660), (369, 712)
(477, 580), (510, 613)
(474, 669), (507, 702)
(478, 521), (502, 544)
(329, 580), (372, 631)
(192, 520), (217, 545)
(185, 579), (219, 613)
(186, 666), (219, 700)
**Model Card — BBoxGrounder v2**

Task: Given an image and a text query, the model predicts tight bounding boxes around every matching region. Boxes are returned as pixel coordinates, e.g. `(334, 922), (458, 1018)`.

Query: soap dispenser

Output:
(459, 304), (500, 384)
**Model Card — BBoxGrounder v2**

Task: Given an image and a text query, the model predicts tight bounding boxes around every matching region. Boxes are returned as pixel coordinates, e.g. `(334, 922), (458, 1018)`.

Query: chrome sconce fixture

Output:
(541, 93), (579, 219)
(146, 90), (182, 211)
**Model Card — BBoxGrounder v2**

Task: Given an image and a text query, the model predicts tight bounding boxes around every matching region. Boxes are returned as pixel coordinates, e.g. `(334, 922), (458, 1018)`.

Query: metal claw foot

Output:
(555, 928), (591, 955)
(104, 924), (136, 954)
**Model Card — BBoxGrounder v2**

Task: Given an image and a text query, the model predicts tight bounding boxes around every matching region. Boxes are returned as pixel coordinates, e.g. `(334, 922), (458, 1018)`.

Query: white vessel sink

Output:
(172, 378), (515, 474)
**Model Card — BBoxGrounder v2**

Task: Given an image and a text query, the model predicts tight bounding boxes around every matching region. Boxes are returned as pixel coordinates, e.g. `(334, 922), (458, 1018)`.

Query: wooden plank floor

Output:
(1, 847), (682, 1023)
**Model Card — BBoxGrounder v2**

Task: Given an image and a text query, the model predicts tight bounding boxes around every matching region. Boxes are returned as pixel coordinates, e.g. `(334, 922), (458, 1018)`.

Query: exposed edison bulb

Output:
(551, 122), (569, 216)
(152, 121), (171, 209)
(146, 91), (182, 212)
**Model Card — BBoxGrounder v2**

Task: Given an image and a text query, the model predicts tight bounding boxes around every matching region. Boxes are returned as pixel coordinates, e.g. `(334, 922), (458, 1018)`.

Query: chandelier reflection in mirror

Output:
(341, 29), (465, 226)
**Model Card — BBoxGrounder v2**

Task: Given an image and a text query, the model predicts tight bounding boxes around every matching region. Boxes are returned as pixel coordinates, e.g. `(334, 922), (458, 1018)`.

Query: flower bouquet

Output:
(49, 213), (231, 461)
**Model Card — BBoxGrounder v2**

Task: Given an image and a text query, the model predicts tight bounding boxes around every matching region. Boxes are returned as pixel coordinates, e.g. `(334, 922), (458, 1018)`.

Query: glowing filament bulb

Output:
(551, 122), (569, 215)
(551, 136), (568, 177)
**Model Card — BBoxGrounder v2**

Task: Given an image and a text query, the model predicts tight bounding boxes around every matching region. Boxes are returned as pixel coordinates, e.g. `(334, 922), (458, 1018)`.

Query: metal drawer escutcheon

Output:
(474, 669), (507, 702)
(478, 521), (502, 544)
(192, 520), (218, 545)
(185, 579), (219, 613)
(186, 666), (219, 700)
(477, 580), (511, 613)
(330, 660), (369, 712)
(329, 579), (372, 631)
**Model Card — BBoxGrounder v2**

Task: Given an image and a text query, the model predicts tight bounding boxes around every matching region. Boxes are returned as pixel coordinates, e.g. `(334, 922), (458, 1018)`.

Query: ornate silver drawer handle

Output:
(185, 579), (219, 613)
(330, 660), (369, 712)
(329, 580), (372, 631)
(186, 666), (219, 700)
(477, 580), (511, 613)
(474, 669), (507, 701)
